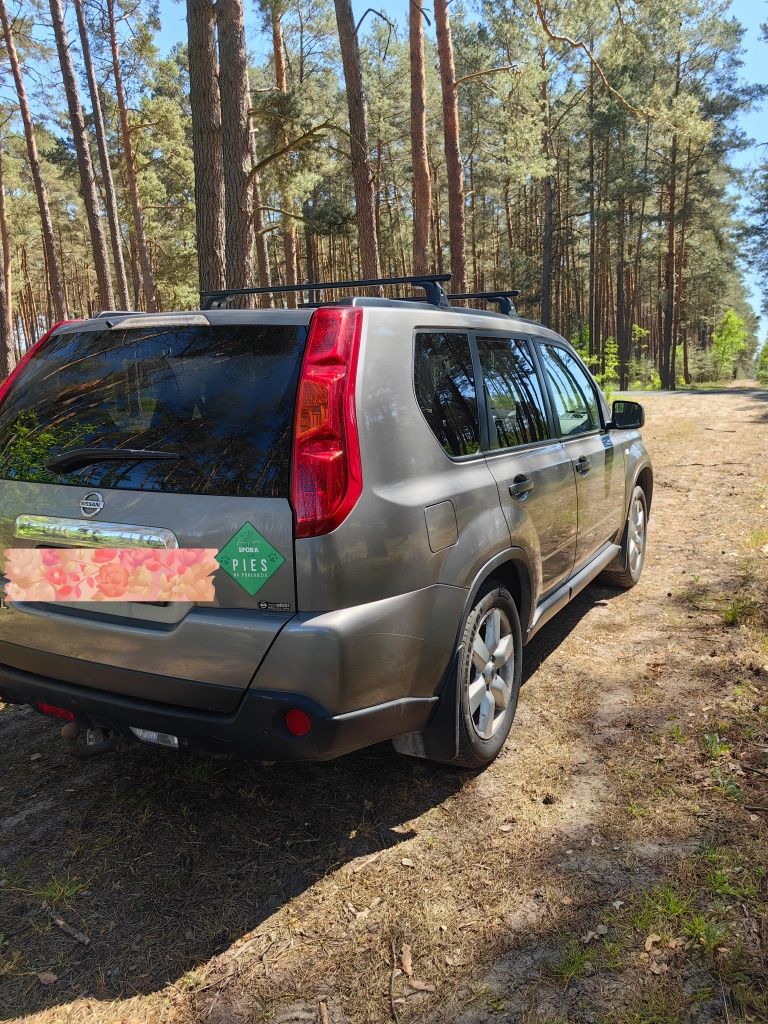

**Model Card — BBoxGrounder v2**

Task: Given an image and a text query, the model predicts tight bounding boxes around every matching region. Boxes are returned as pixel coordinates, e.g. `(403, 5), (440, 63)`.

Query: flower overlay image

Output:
(3, 548), (219, 602)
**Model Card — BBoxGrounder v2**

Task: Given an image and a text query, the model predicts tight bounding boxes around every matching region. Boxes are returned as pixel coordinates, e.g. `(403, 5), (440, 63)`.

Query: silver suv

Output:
(0, 276), (652, 768)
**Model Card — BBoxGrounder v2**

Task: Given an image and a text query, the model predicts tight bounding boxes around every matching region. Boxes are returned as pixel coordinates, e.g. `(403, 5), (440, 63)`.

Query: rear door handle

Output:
(509, 475), (534, 499)
(576, 456), (591, 475)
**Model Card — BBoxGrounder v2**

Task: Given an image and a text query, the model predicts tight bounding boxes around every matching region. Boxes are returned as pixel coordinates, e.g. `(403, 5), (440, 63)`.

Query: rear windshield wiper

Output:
(45, 447), (181, 473)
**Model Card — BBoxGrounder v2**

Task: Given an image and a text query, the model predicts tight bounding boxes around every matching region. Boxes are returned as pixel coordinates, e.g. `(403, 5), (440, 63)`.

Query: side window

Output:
(475, 336), (550, 449)
(539, 344), (600, 438)
(414, 332), (480, 457)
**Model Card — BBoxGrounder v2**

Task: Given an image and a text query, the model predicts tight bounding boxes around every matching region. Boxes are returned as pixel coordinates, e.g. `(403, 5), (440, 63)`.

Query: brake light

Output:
(291, 307), (363, 537)
(284, 708), (312, 737)
(0, 320), (80, 407)
(34, 701), (75, 722)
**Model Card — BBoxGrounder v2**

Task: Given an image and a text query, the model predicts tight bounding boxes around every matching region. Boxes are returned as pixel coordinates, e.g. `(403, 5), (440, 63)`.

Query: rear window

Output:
(0, 324), (307, 497)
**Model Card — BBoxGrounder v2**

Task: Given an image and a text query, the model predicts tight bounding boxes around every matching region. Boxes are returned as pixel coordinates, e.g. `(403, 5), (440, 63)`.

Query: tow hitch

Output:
(60, 722), (133, 758)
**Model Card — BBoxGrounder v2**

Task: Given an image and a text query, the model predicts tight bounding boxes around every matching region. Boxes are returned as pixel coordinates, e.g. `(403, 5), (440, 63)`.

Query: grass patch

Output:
(683, 913), (726, 954)
(28, 872), (88, 907)
(723, 595), (758, 627)
(701, 732), (731, 759)
(632, 885), (693, 934)
(549, 938), (595, 983)
(747, 527), (768, 549)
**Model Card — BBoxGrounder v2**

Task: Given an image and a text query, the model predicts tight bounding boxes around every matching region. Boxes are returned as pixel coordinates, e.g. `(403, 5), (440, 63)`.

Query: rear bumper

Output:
(0, 661), (437, 761)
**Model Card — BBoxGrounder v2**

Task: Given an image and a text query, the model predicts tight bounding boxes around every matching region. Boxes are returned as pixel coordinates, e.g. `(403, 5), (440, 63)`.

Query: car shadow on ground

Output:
(0, 579), (622, 1018)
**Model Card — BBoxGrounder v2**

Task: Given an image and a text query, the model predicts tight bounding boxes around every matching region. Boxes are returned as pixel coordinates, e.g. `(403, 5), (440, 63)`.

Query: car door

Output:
(475, 333), (578, 595)
(535, 341), (625, 568)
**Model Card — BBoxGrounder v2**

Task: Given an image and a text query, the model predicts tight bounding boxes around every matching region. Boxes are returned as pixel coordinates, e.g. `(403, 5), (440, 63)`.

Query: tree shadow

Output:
(0, 722), (465, 1017)
(0, 579), (627, 1019)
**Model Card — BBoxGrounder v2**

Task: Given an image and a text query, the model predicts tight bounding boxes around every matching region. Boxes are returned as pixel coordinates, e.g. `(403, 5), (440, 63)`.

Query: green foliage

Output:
(684, 914), (726, 954)
(628, 356), (662, 391)
(756, 343), (768, 386)
(712, 309), (748, 379)
(0, 412), (86, 484)
(0, 0), (761, 396)
(549, 939), (596, 982)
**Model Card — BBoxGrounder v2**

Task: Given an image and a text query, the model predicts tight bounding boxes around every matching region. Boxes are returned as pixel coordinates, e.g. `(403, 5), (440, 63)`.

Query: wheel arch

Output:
(463, 549), (535, 641)
(636, 464), (654, 516)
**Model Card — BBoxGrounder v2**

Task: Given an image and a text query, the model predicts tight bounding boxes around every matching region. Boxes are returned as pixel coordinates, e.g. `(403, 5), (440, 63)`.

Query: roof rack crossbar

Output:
(448, 291), (520, 316)
(200, 274), (452, 310)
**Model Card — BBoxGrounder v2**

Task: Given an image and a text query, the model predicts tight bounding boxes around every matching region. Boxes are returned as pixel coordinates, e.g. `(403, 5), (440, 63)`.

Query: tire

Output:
(601, 485), (648, 589)
(449, 581), (523, 769)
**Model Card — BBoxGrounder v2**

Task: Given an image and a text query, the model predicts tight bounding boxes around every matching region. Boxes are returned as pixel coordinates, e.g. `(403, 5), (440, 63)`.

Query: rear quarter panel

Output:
(293, 308), (515, 614)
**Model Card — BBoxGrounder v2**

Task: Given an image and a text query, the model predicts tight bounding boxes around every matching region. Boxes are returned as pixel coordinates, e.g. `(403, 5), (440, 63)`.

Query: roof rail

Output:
(448, 291), (520, 316)
(94, 310), (134, 318)
(200, 274), (452, 311)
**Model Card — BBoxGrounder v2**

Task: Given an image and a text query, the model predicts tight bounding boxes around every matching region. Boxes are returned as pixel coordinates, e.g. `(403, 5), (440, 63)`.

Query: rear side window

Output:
(414, 332), (480, 457)
(476, 336), (550, 449)
(0, 324), (306, 497)
(539, 344), (600, 437)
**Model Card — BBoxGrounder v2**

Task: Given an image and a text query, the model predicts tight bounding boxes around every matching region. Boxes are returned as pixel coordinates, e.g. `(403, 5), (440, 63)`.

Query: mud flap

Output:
(604, 517), (630, 574)
(392, 643), (463, 762)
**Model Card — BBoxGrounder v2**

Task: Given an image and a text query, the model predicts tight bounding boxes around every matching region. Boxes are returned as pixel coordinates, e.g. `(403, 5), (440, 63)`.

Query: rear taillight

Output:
(0, 320), (80, 406)
(291, 307), (363, 538)
(34, 701), (75, 722)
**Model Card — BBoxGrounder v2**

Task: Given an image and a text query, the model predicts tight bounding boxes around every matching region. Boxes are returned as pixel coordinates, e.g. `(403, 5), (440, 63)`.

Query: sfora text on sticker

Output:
(217, 523), (286, 596)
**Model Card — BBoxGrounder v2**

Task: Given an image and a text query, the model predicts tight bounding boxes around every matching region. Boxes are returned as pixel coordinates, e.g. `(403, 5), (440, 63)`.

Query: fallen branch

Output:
(741, 764), (768, 781)
(389, 938), (400, 1023)
(42, 904), (90, 945)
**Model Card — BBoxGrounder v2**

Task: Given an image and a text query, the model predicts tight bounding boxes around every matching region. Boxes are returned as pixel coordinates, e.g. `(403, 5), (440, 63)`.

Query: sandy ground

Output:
(1, 383), (767, 1024)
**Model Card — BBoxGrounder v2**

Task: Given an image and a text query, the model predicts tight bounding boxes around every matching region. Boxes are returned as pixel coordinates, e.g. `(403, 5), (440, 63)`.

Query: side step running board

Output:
(528, 543), (621, 640)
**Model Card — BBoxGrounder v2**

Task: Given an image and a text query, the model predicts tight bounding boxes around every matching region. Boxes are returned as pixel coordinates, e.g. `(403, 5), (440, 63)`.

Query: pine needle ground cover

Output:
(0, 382), (766, 1024)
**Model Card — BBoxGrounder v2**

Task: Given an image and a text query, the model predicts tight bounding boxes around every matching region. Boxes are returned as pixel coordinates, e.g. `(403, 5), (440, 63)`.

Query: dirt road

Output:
(1, 384), (767, 1024)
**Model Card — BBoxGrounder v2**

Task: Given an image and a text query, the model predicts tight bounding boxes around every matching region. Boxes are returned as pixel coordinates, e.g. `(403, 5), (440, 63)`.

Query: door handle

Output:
(576, 455), (591, 475)
(509, 475), (534, 499)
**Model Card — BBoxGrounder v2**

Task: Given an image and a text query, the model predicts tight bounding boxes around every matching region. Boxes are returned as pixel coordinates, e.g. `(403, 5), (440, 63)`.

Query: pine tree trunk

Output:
(676, 142), (693, 384)
(186, 0), (226, 295)
(434, 0), (466, 293)
(218, 0), (255, 292)
(50, 0), (114, 311)
(334, 0), (382, 282)
(661, 52), (681, 390)
(0, 139), (13, 374)
(0, 0), (67, 322)
(252, 172), (273, 298)
(587, 53), (596, 355)
(616, 193), (628, 389)
(539, 51), (554, 327)
(409, 0), (431, 275)
(73, 0), (130, 309)
(106, 0), (158, 310)
(270, 6), (298, 302)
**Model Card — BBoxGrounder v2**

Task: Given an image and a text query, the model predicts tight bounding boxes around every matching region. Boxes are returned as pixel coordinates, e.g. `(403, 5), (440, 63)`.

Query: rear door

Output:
(475, 333), (577, 594)
(535, 341), (625, 568)
(0, 315), (308, 711)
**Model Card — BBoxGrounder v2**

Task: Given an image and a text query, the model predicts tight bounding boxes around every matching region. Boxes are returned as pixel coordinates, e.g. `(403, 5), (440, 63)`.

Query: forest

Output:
(0, 0), (765, 391)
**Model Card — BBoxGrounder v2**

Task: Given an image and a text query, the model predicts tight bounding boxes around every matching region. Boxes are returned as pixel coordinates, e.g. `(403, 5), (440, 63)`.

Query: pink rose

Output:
(96, 563), (130, 598)
(45, 566), (68, 588)
(93, 549), (117, 563)
(120, 549), (155, 570)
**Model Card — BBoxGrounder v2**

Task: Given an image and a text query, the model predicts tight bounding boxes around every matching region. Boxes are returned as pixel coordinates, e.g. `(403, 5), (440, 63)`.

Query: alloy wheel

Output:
(628, 495), (646, 578)
(467, 607), (515, 740)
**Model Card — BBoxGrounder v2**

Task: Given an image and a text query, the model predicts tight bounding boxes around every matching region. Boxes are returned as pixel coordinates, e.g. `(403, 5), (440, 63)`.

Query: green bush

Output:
(756, 343), (768, 386)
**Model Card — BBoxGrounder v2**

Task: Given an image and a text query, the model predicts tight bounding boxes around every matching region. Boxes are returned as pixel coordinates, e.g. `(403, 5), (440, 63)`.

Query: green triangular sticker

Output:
(217, 523), (285, 596)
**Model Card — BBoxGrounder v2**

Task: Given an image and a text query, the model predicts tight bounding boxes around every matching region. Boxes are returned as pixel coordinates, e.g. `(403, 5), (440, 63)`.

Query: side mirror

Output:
(611, 399), (645, 430)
